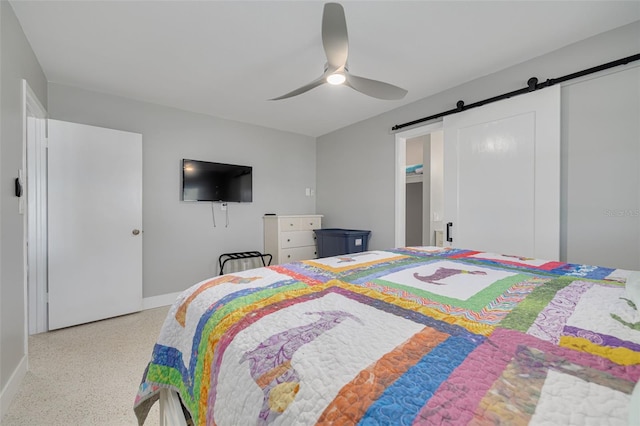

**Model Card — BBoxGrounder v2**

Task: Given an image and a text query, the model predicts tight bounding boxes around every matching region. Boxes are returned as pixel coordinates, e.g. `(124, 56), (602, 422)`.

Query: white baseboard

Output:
(142, 292), (181, 310)
(0, 354), (28, 419)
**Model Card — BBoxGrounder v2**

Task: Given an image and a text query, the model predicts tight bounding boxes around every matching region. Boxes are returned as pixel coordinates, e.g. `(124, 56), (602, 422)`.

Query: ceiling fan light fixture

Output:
(270, 3), (407, 100)
(326, 73), (346, 85)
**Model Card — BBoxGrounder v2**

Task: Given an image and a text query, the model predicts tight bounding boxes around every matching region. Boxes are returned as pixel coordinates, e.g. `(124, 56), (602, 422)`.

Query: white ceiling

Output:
(9, 1), (640, 137)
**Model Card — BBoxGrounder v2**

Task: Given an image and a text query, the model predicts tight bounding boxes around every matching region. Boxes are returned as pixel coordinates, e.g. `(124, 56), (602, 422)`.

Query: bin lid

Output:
(314, 228), (371, 235)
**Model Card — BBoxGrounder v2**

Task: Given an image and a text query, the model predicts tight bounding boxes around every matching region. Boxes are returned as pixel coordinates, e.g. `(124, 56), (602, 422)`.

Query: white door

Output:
(443, 86), (560, 260)
(48, 120), (143, 330)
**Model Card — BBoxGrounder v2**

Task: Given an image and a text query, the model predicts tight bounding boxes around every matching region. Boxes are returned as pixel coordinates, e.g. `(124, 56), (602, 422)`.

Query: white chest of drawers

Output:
(263, 214), (323, 265)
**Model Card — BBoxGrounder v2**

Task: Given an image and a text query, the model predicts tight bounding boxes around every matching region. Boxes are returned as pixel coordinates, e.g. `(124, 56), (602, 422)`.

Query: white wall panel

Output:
(562, 66), (640, 269)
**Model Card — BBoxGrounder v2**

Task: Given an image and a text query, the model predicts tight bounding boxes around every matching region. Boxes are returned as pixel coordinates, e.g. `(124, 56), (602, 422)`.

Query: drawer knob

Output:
(287, 239), (291, 242)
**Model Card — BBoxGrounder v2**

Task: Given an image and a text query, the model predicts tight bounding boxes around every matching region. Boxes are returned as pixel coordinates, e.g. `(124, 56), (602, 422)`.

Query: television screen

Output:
(182, 159), (252, 202)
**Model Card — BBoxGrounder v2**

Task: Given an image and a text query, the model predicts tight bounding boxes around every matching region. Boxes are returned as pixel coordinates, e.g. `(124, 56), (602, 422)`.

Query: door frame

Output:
(22, 79), (48, 335)
(394, 121), (442, 247)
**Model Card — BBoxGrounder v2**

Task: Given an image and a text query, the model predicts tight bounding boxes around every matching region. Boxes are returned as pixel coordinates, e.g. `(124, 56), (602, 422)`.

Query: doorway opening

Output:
(394, 122), (443, 248)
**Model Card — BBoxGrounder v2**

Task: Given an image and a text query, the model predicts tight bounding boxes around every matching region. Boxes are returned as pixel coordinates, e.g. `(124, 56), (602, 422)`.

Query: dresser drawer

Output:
(299, 216), (321, 231)
(280, 231), (316, 248)
(280, 246), (318, 263)
(279, 217), (301, 230)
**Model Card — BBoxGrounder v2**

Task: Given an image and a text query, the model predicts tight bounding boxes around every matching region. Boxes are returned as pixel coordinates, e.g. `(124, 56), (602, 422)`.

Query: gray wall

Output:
(48, 84), (316, 298)
(405, 182), (422, 246)
(317, 21), (640, 264)
(0, 0), (47, 403)
(405, 136), (424, 246)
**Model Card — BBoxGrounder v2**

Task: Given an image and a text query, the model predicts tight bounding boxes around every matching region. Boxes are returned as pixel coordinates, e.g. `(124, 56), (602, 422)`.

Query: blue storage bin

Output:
(314, 228), (371, 258)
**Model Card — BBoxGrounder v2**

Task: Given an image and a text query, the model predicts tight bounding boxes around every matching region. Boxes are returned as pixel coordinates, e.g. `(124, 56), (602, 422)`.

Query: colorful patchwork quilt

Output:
(134, 247), (640, 425)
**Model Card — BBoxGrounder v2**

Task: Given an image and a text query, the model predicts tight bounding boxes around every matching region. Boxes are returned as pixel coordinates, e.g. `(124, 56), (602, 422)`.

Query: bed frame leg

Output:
(159, 388), (188, 426)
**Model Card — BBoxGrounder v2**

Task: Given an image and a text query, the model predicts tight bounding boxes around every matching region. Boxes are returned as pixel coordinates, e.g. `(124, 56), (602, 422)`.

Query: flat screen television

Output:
(181, 159), (252, 202)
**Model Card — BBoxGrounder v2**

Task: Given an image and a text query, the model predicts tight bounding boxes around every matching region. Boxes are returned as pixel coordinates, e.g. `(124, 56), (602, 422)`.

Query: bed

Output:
(134, 246), (640, 425)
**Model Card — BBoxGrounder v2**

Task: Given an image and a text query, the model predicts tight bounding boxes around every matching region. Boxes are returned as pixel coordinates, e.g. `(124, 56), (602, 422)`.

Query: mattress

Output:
(134, 247), (640, 425)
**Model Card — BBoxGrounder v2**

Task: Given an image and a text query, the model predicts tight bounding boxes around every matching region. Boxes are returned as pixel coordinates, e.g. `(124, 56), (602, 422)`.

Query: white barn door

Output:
(443, 86), (560, 260)
(48, 120), (143, 330)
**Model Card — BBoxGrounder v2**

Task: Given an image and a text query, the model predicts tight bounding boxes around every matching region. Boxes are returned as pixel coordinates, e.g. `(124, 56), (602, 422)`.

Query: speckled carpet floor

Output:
(2, 306), (170, 425)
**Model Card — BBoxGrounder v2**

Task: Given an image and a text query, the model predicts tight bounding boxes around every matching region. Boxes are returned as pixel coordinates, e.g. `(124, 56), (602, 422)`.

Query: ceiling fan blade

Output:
(322, 3), (349, 69)
(345, 73), (408, 100)
(271, 3), (406, 102)
(269, 75), (326, 100)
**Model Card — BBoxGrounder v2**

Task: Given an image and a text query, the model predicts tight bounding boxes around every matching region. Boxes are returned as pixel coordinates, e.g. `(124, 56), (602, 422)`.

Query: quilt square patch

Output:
(463, 251), (565, 270)
(414, 328), (640, 425)
(530, 369), (631, 424)
(208, 283), (486, 425)
(502, 278), (640, 365)
(302, 250), (408, 272)
(375, 260), (517, 301)
(215, 291), (431, 425)
(356, 260), (546, 326)
(272, 251), (412, 284)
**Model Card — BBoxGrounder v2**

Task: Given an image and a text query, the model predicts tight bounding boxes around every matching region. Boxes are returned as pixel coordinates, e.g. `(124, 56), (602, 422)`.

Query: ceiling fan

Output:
(270, 2), (408, 101)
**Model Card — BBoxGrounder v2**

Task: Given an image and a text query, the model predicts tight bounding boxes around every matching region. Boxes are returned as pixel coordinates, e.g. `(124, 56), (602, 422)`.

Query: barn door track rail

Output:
(391, 53), (640, 132)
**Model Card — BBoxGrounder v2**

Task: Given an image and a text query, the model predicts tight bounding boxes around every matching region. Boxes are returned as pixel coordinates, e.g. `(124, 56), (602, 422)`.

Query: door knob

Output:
(132, 229), (141, 236)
